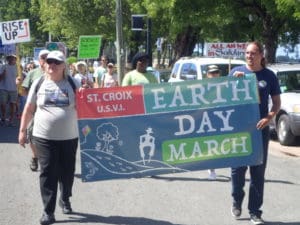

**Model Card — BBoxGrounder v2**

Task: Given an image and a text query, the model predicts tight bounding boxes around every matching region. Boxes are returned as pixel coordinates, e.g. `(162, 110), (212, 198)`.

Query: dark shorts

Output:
(0, 90), (18, 104)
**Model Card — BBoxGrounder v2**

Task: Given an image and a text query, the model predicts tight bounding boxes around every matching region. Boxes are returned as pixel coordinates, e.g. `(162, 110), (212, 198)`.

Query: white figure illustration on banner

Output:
(139, 128), (155, 165)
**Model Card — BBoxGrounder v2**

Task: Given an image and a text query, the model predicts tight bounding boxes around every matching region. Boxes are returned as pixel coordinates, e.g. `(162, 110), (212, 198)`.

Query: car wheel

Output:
(277, 114), (295, 146)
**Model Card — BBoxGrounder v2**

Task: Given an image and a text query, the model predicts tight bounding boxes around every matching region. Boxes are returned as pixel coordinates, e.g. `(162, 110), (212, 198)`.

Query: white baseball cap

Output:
(38, 49), (50, 59)
(46, 50), (66, 62)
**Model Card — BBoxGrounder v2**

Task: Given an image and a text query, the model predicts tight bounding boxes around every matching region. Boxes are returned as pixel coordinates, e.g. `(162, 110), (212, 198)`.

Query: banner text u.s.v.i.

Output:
(76, 75), (263, 182)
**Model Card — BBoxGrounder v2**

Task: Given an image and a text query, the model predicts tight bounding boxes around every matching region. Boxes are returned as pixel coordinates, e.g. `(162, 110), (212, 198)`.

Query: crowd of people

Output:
(0, 41), (281, 225)
(0, 51), (159, 131)
(0, 49), (159, 225)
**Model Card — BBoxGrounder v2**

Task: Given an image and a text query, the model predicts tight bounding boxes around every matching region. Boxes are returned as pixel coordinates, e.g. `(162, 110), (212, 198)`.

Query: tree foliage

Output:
(0, 0), (299, 63)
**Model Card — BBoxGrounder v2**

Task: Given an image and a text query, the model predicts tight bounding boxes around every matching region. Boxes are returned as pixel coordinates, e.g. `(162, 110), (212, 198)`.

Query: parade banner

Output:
(77, 75), (263, 182)
(206, 42), (247, 58)
(0, 19), (30, 44)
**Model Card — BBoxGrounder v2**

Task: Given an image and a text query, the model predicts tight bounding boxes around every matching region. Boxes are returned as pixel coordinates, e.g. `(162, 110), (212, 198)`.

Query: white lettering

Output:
(174, 115), (195, 135)
(196, 111), (217, 133)
(231, 80), (252, 101)
(213, 110), (234, 131)
(231, 137), (248, 153)
(188, 84), (209, 105)
(169, 86), (188, 107)
(207, 81), (228, 103)
(167, 143), (188, 161)
(151, 88), (166, 109)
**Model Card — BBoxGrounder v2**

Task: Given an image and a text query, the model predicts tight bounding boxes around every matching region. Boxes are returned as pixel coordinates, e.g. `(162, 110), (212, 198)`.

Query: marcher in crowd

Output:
(100, 62), (119, 87)
(25, 61), (36, 73)
(21, 49), (50, 172)
(74, 61), (94, 88)
(0, 54), (18, 126)
(93, 55), (108, 88)
(18, 50), (80, 225)
(69, 62), (77, 77)
(122, 52), (158, 86)
(16, 64), (27, 119)
(206, 64), (221, 180)
(229, 41), (281, 225)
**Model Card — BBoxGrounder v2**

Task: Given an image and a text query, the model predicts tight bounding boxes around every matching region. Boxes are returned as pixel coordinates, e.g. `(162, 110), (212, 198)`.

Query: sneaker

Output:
(208, 170), (217, 180)
(250, 214), (265, 225)
(39, 212), (55, 225)
(30, 158), (38, 171)
(59, 199), (72, 214)
(231, 204), (242, 219)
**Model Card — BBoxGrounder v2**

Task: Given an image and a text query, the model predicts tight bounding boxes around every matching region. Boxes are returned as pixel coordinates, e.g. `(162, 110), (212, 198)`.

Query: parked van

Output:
(168, 57), (246, 82)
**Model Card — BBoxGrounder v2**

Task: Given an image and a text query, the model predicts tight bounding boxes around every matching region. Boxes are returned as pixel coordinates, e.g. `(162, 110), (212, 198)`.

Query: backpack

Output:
(34, 75), (77, 94)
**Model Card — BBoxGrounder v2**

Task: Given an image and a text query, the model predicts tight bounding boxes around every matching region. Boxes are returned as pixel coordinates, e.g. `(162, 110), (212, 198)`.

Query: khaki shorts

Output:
(0, 90), (18, 104)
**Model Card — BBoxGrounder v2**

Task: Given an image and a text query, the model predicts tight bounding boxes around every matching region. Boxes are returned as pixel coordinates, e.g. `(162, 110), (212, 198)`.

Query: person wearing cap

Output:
(100, 62), (119, 87)
(21, 49), (50, 172)
(18, 50), (80, 225)
(122, 52), (158, 86)
(93, 55), (108, 88)
(206, 65), (221, 78)
(74, 61), (93, 88)
(0, 54), (18, 126)
(205, 64), (221, 180)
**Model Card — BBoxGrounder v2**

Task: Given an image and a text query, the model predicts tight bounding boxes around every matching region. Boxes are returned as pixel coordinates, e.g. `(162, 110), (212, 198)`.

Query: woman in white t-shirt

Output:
(74, 61), (93, 88)
(18, 51), (80, 225)
(100, 63), (118, 88)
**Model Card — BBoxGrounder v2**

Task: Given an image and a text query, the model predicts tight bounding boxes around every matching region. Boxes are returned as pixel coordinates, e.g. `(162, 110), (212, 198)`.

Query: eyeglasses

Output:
(46, 59), (63, 65)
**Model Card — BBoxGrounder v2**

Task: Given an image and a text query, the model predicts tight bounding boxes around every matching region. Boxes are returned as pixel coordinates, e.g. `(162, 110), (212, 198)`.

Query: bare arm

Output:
(18, 103), (36, 148)
(256, 95), (281, 130)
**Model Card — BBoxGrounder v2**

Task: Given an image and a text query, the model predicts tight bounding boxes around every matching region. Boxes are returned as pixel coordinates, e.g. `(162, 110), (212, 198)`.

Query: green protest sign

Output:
(78, 35), (101, 59)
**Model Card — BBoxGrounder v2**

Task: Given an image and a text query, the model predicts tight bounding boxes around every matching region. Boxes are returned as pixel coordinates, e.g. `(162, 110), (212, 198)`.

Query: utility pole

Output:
(116, 0), (125, 84)
(146, 18), (152, 67)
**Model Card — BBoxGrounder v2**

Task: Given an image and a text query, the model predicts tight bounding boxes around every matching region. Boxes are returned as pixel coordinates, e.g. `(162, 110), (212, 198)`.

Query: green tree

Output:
(1, 0), (300, 64)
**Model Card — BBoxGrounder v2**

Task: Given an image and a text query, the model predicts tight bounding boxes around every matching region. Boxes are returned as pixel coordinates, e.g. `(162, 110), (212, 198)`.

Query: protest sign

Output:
(77, 75), (263, 182)
(0, 38), (16, 55)
(206, 42), (247, 58)
(78, 35), (101, 59)
(0, 19), (30, 44)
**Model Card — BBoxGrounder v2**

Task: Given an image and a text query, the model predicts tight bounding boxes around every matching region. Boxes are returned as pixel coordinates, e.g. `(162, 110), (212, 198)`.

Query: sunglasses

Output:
(46, 59), (63, 65)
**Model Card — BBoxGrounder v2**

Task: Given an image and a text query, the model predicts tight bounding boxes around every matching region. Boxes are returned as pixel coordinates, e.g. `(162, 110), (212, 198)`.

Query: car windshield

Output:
(201, 64), (244, 77)
(277, 70), (300, 92)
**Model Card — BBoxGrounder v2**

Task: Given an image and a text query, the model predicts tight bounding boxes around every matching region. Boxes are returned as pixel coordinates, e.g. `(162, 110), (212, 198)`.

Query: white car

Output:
(268, 63), (300, 146)
(168, 57), (246, 82)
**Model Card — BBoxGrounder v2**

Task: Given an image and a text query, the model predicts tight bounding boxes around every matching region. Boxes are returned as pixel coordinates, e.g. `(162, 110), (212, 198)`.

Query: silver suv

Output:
(168, 57), (246, 82)
(268, 64), (300, 146)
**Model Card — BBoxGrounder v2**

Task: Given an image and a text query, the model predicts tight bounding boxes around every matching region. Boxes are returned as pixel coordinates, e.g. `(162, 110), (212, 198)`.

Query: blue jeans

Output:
(231, 127), (269, 217)
(33, 137), (78, 214)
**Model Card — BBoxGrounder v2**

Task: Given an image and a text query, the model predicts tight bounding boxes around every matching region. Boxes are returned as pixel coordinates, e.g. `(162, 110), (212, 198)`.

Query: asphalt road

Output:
(0, 124), (299, 225)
